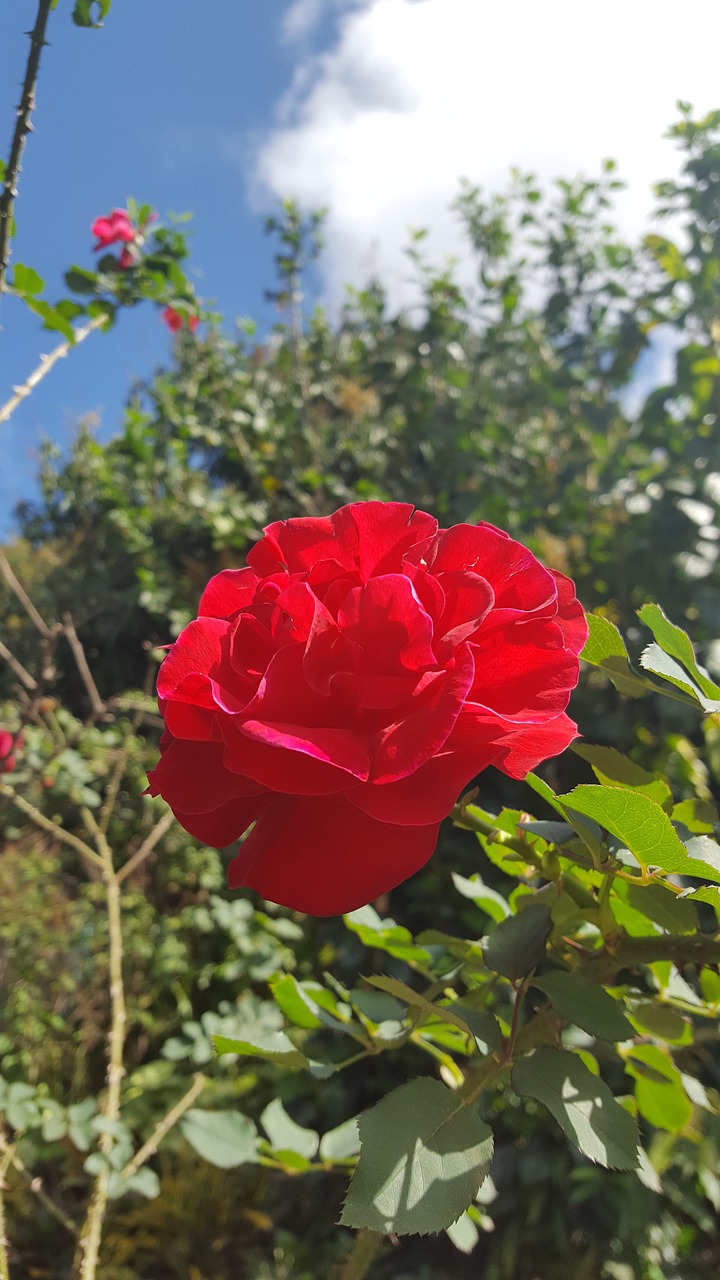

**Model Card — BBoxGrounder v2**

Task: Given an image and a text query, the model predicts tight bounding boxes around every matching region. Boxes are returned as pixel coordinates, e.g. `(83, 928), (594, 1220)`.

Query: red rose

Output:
(91, 208), (135, 250)
(148, 502), (587, 914)
(0, 729), (20, 774)
(162, 307), (199, 333)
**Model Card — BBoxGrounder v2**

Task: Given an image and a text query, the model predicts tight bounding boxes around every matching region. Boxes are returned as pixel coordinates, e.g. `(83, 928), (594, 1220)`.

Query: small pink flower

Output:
(163, 307), (199, 334)
(91, 208), (135, 251)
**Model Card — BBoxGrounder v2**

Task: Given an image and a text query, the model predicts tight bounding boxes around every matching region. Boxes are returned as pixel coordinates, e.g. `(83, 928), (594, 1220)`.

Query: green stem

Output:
(339, 1229), (384, 1280)
(119, 1074), (205, 1181)
(580, 933), (720, 982)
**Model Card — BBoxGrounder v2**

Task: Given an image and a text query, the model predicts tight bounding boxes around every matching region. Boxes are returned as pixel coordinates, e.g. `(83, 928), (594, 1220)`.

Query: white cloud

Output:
(258, 0), (720, 309)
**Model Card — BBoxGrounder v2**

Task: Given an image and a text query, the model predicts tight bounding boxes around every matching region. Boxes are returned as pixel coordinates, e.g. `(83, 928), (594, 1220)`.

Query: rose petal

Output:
(147, 738), (266, 813)
(371, 644), (475, 782)
(172, 794), (266, 847)
(227, 793), (441, 914)
(199, 567), (259, 618)
(346, 745), (498, 824)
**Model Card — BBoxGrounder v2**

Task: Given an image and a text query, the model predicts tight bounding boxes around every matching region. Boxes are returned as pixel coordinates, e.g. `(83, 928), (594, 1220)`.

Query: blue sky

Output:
(1, 0), (719, 536)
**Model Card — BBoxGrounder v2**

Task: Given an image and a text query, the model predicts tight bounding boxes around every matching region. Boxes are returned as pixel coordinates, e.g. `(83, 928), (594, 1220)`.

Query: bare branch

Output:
(0, 554), (53, 637)
(120, 1074), (206, 1181)
(0, 314), (107, 425)
(0, 637), (37, 690)
(116, 808), (174, 885)
(62, 614), (106, 717)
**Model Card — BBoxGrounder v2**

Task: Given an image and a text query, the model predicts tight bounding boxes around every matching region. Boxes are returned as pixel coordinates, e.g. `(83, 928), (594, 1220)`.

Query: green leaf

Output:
(349, 989), (407, 1024)
(319, 1117), (361, 1161)
(580, 614), (647, 697)
(341, 1078), (493, 1234)
(179, 1109), (259, 1168)
(624, 1046), (692, 1132)
(637, 604), (720, 700)
(65, 267), (98, 295)
(270, 975), (344, 1031)
(558, 785), (720, 881)
(572, 743), (671, 805)
(481, 903), (552, 981)
(122, 1167), (160, 1200)
(627, 1002), (691, 1044)
(260, 1098), (319, 1160)
(626, 883), (697, 934)
(212, 1031), (308, 1069)
(365, 976), (471, 1037)
(450, 1008), (502, 1055)
(73, 0), (112, 27)
(12, 263), (44, 295)
(639, 644), (720, 711)
(512, 1049), (639, 1169)
(532, 971), (633, 1041)
(452, 872), (511, 920)
(525, 774), (605, 863)
(344, 906), (431, 965)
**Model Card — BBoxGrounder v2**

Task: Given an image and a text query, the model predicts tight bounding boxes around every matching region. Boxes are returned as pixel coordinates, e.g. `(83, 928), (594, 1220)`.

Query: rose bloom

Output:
(91, 208), (135, 251)
(148, 502), (587, 914)
(0, 729), (20, 774)
(162, 307), (199, 334)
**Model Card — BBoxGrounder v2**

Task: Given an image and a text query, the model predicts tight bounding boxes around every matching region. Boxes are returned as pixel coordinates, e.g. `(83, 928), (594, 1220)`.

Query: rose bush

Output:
(147, 502), (587, 913)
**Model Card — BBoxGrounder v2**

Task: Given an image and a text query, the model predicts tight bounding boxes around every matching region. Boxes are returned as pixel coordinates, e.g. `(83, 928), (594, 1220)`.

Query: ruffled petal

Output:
(227, 793), (441, 914)
(172, 795), (266, 847)
(346, 745), (498, 825)
(371, 644), (475, 782)
(147, 738), (267, 813)
(198, 567), (259, 618)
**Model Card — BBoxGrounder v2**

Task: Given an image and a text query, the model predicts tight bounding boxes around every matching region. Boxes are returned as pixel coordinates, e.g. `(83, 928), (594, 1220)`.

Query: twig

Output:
(99, 749), (128, 836)
(0, 785), (105, 872)
(0, 1131), (78, 1238)
(0, 554), (53, 637)
(0, 637), (37, 690)
(73, 814), (127, 1279)
(115, 808), (174, 885)
(0, 0), (53, 292)
(0, 313), (106, 425)
(62, 614), (106, 718)
(0, 1144), (11, 1280)
(120, 1074), (206, 1181)
(339, 1230), (385, 1280)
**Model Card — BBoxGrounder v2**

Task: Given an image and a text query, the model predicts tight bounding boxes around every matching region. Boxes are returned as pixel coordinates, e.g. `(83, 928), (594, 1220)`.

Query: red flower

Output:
(91, 208), (135, 251)
(148, 503), (587, 914)
(162, 307), (199, 334)
(0, 729), (20, 774)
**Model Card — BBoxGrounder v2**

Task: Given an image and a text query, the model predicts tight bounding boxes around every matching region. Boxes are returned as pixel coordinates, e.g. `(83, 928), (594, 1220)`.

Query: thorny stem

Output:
(0, 0), (53, 293)
(120, 1074), (206, 1181)
(73, 813), (127, 1280)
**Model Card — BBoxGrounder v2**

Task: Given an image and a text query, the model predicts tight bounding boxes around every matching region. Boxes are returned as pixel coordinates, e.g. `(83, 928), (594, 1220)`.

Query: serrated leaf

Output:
(637, 604), (720, 700)
(319, 1117), (360, 1161)
(349, 989), (407, 1024)
(512, 1048), (639, 1169)
(481, 903), (552, 981)
(344, 908), (431, 964)
(65, 267), (98, 295)
(270, 975), (353, 1033)
(341, 1078), (493, 1234)
(452, 872), (510, 920)
(12, 263), (44, 295)
(572, 743), (671, 805)
(558, 785), (720, 881)
(639, 644), (720, 711)
(212, 1031), (308, 1069)
(450, 1008), (502, 1054)
(580, 615), (647, 697)
(180, 1109), (259, 1168)
(532, 971), (633, 1041)
(525, 774), (605, 863)
(260, 1098), (318, 1160)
